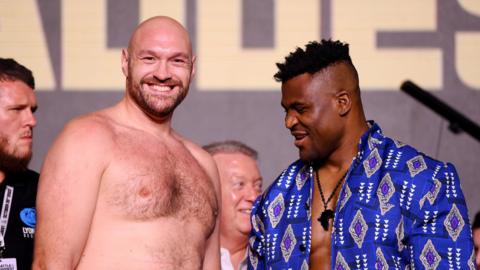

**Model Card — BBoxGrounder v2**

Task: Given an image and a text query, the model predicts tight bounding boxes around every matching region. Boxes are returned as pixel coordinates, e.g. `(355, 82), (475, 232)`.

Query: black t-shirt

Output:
(0, 169), (38, 270)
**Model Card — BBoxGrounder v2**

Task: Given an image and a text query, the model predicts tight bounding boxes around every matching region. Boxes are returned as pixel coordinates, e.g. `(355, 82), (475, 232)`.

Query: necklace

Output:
(315, 169), (348, 231)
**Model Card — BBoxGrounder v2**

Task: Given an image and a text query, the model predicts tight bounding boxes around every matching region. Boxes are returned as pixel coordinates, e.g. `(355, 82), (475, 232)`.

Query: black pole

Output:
(400, 80), (480, 143)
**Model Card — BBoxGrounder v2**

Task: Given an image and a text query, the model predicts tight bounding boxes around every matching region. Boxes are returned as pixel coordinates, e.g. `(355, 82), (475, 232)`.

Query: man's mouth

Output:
(144, 83), (176, 92)
(239, 209), (252, 215)
(20, 131), (33, 140)
(291, 130), (308, 147)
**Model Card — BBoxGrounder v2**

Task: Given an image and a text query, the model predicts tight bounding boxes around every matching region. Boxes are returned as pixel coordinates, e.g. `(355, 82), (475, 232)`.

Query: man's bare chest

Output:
(98, 137), (217, 230)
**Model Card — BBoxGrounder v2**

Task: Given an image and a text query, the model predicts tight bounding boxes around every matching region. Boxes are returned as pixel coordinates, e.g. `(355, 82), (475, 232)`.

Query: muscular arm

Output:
(33, 117), (111, 269)
(201, 157), (221, 270)
(184, 140), (221, 270)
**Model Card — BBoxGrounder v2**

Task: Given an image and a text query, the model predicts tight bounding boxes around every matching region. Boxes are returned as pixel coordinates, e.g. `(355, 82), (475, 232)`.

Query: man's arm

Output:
(409, 163), (475, 269)
(202, 202), (221, 270)
(185, 141), (221, 270)
(200, 151), (221, 270)
(247, 196), (265, 270)
(32, 118), (111, 269)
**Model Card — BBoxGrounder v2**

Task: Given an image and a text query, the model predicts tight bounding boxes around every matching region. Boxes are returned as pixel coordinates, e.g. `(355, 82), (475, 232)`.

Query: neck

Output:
(220, 233), (248, 254)
(317, 119), (369, 172)
(119, 95), (174, 136)
(221, 235), (248, 270)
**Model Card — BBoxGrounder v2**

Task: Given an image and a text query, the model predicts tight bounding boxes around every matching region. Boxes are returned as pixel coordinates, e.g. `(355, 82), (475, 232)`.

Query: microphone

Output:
(400, 80), (480, 143)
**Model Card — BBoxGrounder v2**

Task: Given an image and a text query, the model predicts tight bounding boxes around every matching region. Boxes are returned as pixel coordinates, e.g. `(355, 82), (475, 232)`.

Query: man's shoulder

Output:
(179, 136), (218, 178)
(23, 169), (39, 181)
(179, 136), (212, 163)
(60, 111), (116, 142)
(23, 169), (39, 185)
(44, 110), (117, 166)
(261, 159), (306, 199)
(384, 136), (446, 167)
(8, 169), (39, 187)
(379, 134), (453, 177)
(180, 137), (206, 155)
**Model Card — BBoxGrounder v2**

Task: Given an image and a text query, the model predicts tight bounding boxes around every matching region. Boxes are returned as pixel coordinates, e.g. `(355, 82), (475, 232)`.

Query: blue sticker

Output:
(20, 208), (36, 228)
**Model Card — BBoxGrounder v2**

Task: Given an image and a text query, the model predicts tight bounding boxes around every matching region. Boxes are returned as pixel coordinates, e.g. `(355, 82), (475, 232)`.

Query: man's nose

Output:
(285, 112), (298, 129)
(244, 186), (260, 202)
(153, 61), (172, 81)
(24, 109), (37, 128)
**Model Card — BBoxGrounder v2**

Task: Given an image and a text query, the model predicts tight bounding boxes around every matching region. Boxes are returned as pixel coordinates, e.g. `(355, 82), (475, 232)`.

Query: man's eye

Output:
(173, 58), (188, 65)
(142, 57), (155, 62)
(233, 181), (245, 188)
(296, 107), (306, 113)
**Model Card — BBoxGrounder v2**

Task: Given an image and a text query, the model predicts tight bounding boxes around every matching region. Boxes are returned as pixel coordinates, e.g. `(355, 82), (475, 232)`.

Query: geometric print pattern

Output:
(248, 122), (475, 270)
(377, 173), (395, 215)
(407, 155), (427, 177)
(348, 210), (368, 248)
(375, 247), (388, 270)
(420, 239), (441, 270)
(267, 193), (285, 229)
(363, 148), (382, 178)
(334, 252), (350, 270)
(419, 179), (442, 209)
(443, 203), (465, 242)
(280, 224), (296, 262)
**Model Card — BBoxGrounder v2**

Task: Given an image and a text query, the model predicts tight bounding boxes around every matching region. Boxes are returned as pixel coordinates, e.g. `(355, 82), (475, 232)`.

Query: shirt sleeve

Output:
(247, 196), (266, 270)
(408, 162), (476, 269)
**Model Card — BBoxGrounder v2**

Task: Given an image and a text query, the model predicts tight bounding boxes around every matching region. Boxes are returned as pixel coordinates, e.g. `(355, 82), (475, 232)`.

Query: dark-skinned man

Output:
(248, 40), (475, 269)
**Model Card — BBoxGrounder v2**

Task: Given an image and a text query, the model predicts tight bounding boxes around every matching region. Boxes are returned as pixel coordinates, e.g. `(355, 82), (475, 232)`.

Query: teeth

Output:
(240, 209), (252, 214)
(149, 84), (172, 92)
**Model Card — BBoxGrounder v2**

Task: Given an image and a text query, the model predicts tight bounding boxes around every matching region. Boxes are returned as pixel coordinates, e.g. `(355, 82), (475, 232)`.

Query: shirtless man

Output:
(33, 16), (221, 270)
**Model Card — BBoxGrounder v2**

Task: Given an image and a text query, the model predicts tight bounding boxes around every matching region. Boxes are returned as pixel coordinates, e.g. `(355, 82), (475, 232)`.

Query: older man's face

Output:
(214, 153), (262, 238)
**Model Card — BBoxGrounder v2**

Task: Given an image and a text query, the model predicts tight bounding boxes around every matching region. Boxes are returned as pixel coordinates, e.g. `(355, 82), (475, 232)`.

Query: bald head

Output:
(127, 16), (192, 58)
(121, 16), (196, 119)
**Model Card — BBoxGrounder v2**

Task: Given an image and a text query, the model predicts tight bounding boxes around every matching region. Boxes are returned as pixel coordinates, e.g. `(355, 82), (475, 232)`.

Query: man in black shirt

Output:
(0, 58), (38, 270)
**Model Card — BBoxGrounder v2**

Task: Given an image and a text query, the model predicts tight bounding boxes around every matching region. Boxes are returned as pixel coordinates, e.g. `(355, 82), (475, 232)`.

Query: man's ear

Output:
(121, 49), (129, 77)
(336, 90), (352, 116)
(191, 55), (196, 78)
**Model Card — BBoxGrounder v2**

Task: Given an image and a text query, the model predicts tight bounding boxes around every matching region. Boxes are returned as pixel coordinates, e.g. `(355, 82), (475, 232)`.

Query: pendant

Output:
(317, 209), (334, 231)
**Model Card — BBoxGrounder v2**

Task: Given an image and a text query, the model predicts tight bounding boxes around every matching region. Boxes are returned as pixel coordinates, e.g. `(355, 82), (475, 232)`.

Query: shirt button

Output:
(299, 244), (306, 252)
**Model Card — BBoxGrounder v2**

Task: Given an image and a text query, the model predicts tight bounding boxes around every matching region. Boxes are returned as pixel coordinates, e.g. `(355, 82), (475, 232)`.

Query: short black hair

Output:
(203, 140), (258, 160)
(0, 58), (35, 89)
(473, 212), (480, 229)
(274, 39), (353, 83)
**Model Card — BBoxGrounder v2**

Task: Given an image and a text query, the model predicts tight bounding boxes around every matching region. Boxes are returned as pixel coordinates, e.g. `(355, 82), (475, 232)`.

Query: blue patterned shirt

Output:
(248, 122), (475, 270)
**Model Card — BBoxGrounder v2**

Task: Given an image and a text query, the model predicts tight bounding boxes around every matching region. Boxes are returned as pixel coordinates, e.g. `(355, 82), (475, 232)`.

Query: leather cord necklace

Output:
(315, 170), (348, 231)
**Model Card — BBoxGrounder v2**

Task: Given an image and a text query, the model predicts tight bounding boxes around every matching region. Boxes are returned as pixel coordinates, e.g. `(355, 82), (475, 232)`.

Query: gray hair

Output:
(203, 140), (258, 160)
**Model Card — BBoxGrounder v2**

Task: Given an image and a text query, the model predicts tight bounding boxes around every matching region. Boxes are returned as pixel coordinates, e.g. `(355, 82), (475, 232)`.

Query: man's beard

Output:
(0, 136), (32, 172)
(127, 75), (188, 119)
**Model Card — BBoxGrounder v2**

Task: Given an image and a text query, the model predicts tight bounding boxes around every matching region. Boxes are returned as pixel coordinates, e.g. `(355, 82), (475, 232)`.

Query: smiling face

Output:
(281, 65), (350, 163)
(122, 17), (195, 119)
(0, 80), (37, 173)
(214, 152), (262, 239)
